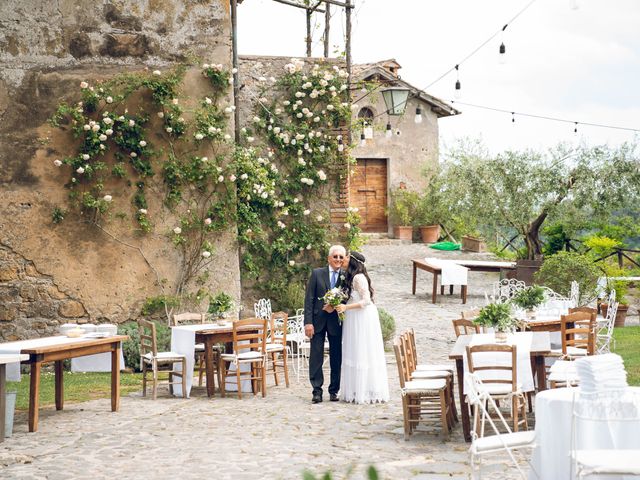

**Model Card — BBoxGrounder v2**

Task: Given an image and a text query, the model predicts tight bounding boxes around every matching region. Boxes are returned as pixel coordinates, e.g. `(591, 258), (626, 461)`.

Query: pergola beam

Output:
(272, 0), (325, 13)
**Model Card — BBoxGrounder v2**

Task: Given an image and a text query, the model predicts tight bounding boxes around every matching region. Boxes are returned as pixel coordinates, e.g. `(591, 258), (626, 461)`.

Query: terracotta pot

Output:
(462, 235), (487, 252)
(614, 304), (629, 327)
(393, 226), (413, 241)
(419, 225), (440, 243)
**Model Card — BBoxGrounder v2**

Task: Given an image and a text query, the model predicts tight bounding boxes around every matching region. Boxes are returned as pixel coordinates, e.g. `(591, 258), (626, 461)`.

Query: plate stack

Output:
(96, 324), (118, 336)
(575, 353), (628, 394)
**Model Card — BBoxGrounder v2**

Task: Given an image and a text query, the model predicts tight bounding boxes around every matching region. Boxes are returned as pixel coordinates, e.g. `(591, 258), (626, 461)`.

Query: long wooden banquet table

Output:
(411, 258), (516, 304)
(448, 331), (551, 442)
(0, 335), (127, 432)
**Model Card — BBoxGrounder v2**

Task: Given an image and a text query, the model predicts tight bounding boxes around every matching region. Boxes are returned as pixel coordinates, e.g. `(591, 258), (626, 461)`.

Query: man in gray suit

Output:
(304, 244), (346, 403)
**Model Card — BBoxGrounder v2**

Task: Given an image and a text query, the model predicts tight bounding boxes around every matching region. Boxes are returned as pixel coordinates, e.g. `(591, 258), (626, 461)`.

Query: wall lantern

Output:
(381, 87), (410, 116)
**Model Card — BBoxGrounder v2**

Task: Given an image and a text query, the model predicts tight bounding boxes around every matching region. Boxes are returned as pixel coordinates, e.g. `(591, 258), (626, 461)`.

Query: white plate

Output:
(83, 332), (110, 338)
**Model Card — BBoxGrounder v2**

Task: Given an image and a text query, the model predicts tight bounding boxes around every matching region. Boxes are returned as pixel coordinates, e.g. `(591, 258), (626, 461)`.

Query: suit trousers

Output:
(309, 324), (342, 396)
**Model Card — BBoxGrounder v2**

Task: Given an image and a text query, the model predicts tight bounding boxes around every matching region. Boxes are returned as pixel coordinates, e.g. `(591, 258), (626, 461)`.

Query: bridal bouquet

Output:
(321, 287), (348, 322)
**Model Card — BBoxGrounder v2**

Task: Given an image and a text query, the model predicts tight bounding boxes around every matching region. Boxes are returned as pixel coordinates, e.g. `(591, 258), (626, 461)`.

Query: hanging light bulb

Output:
(454, 65), (462, 99)
(499, 43), (507, 64)
(570, 0), (579, 10)
(573, 122), (578, 135)
(386, 122), (393, 138)
(511, 112), (515, 124)
(414, 107), (423, 124)
(499, 24), (508, 64)
(337, 137), (344, 152)
(360, 132), (366, 147)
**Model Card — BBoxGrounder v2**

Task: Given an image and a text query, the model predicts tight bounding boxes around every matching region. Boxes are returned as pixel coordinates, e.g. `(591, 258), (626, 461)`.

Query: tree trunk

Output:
(524, 211), (548, 260)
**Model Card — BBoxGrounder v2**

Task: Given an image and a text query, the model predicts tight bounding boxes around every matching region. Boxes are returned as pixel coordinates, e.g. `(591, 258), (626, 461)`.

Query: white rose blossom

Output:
(195, 133), (204, 140)
(218, 175), (224, 182)
(247, 136), (254, 143)
(166, 127), (173, 133)
(103, 117), (113, 125)
(157, 111), (164, 118)
(344, 223), (351, 229)
(106, 96), (113, 103)
(76, 167), (85, 174)
(99, 134), (107, 141)
(201, 156), (208, 162)
(303, 209), (310, 216)
(130, 152), (137, 158)
(83, 124), (90, 131)
(204, 218), (212, 225)
(240, 173), (248, 180)
(229, 174), (237, 182)
(152, 70), (161, 76)
(289, 260), (295, 266)
(316, 215), (323, 222)
(173, 227), (182, 235)
(103, 195), (112, 202)
(82, 154), (90, 160)
(80, 81), (88, 89)
(317, 170), (327, 181)
(53, 159), (62, 167)
(202, 251), (211, 258)
(92, 124), (100, 132)
(139, 209), (147, 214)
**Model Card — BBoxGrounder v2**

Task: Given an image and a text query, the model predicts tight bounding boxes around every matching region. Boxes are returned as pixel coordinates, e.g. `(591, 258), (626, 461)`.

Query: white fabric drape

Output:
(425, 257), (469, 286)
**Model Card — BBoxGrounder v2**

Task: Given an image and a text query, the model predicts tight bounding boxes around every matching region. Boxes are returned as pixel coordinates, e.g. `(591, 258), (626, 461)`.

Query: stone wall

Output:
(0, 1), (241, 340)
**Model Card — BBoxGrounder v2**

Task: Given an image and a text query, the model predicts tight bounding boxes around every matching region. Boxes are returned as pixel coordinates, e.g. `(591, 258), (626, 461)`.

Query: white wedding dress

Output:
(340, 273), (390, 404)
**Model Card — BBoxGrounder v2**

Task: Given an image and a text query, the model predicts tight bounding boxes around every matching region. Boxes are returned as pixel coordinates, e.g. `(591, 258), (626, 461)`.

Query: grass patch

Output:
(8, 371), (145, 411)
(614, 325), (640, 386)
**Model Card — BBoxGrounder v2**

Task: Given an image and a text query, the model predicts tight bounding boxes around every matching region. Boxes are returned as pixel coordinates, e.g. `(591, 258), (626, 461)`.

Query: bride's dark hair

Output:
(343, 251), (374, 302)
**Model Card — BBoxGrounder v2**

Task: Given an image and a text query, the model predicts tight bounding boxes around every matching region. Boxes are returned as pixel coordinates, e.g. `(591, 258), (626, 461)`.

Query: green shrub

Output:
(535, 251), (601, 306)
(378, 307), (396, 345)
(267, 280), (307, 314)
(118, 320), (171, 372)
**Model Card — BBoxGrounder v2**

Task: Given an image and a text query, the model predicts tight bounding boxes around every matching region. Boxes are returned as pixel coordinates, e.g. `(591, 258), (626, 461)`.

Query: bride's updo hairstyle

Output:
(344, 251), (374, 302)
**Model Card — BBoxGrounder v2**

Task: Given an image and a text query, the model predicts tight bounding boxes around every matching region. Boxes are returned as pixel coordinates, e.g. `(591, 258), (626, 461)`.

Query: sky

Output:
(236, 0), (640, 155)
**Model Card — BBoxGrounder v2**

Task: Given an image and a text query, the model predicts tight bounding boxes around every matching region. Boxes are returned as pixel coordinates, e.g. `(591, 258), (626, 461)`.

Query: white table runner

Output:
(70, 348), (125, 373)
(462, 332), (534, 393)
(425, 257), (469, 286)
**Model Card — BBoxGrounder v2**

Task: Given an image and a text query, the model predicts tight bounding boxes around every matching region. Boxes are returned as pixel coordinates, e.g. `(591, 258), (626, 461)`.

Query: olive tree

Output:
(438, 139), (640, 260)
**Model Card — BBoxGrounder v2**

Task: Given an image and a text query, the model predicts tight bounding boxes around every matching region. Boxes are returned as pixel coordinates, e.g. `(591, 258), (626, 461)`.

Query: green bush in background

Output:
(378, 307), (396, 345)
(118, 320), (171, 371)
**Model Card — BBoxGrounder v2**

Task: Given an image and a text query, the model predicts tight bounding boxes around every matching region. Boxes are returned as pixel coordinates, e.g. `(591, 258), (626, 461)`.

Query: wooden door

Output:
(351, 158), (388, 232)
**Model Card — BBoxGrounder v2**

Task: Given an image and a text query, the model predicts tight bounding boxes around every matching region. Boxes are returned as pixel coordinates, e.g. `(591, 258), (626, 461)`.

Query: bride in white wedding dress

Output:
(335, 251), (389, 404)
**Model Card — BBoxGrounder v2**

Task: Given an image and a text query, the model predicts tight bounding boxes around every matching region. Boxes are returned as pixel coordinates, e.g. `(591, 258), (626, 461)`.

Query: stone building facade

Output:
(350, 59), (459, 233)
(0, 0), (241, 340)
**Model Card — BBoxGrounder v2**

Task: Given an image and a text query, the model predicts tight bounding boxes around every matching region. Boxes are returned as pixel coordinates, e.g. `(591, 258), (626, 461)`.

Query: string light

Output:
(385, 122), (393, 138)
(414, 107), (423, 124)
(511, 112), (515, 124)
(570, 0), (579, 10)
(359, 132), (366, 147)
(338, 137), (344, 152)
(454, 65), (462, 100)
(450, 100), (640, 134)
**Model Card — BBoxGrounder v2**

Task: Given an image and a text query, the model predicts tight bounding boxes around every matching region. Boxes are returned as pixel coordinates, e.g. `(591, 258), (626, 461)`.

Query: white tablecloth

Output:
(171, 324), (251, 397)
(71, 348), (125, 373)
(462, 332), (534, 393)
(530, 386), (640, 479)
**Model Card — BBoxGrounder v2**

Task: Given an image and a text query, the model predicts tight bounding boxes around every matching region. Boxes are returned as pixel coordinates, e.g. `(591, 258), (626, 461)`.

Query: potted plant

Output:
(601, 267), (631, 327)
(473, 302), (517, 342)
(414, 190), (442, 243)
(208, 291), (235, 321)
(461, 229), (487, 253)
(534, 251), (600, 306)
(511, 285), (546, 319)
(388, 188), (419, 241)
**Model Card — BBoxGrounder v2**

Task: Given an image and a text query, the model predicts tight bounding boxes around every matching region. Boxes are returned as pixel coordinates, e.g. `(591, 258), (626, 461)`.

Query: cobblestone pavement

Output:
(0, 244), (562, 479)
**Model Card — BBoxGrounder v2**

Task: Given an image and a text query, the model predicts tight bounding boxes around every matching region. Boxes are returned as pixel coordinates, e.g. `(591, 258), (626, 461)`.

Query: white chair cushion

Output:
(472, 430), (535, 453)
(221, 350), (264, 361)
(194, 343), (205, 351)
(574, 449), (640, 475)
(411, 370), (451, 380)
(403, 378), (447, 393)
(265, 343), (285, 352)
(482, 383), (522, 396)
(143, 351), (185, 361)
(416, 364), (455, 373)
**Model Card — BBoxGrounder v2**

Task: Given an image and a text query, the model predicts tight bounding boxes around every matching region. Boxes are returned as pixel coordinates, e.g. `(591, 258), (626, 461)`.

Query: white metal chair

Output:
(254, 298), (272, 320)
(570, 280), (580, 307)
(491, 279), (526, 304)
(596, 300), (618, 354)
(466, 373), (537, 479)
(571, 389), (640, 478)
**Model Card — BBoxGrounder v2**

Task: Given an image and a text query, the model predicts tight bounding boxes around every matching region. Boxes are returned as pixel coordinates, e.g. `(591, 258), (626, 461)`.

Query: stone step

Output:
(361, 233), (411, 246)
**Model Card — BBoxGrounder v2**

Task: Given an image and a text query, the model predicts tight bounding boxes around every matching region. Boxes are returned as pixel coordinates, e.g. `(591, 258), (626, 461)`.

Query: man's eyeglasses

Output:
(332, 255), (344, 259)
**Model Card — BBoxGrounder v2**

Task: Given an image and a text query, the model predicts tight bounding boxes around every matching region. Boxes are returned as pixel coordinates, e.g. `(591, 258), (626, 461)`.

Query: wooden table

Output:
(194, 324), (258, 397)
(1, 335), (128, 432)
(0, 353), (29, 441)
(448, 331), (551, 442)
(412, 259), (516, 304)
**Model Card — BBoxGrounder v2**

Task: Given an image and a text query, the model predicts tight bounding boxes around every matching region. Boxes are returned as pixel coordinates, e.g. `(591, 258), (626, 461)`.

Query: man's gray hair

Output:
(328, 244), (346, 257)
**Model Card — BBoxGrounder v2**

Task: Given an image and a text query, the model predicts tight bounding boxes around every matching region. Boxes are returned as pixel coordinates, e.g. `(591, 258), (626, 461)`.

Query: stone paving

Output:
(0, 243), (602, 479)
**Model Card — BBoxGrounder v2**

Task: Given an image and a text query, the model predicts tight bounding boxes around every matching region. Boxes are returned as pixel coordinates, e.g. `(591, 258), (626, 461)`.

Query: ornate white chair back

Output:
(254, 298), (272, 320)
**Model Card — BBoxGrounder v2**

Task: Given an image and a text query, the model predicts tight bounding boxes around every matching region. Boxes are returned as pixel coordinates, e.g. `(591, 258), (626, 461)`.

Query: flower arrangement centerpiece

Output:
(320, 288), (348, 322)
(511, 285), (546, 319)
(208, 292), (235, 321)
(473, 302), (517, 342)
